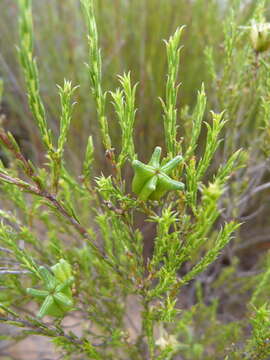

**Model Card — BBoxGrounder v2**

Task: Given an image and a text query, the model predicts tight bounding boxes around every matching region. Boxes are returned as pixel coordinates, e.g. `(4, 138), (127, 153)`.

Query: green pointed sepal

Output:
(132, 160), (155, 195)
(150, 173), (184, 200)
(51, 259), (72, 283)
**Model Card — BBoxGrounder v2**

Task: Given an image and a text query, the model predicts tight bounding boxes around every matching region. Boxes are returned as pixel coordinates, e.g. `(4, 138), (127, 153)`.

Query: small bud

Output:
(203, 181), (223, 201)
(250, 21), (270, 53)
(156, 330), (178, 350)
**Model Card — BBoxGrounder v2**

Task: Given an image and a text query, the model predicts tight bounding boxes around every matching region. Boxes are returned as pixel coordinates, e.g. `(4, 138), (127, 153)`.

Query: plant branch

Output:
(0, 171), (124, 278)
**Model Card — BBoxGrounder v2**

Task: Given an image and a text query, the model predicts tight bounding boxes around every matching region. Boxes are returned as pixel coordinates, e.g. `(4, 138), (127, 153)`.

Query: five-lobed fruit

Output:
(27, 259), (74, 318)
(132, 146), (184, 201)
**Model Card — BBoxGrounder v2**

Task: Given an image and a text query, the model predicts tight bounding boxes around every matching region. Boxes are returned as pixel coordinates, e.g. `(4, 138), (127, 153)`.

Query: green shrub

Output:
(0, 0), (270, 359)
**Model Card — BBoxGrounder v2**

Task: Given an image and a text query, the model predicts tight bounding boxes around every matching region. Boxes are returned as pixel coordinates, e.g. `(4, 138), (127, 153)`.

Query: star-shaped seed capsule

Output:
(27, 259), (74, 318)
(132, 146), (184, 201)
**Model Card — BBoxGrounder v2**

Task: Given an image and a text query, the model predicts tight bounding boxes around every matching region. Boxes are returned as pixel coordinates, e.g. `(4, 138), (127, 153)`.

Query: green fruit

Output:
(132, 146), (184, 201)
(27, 261), (74, 318)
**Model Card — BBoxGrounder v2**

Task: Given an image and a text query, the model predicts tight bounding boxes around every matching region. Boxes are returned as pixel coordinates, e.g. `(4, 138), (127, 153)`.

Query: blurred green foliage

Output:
(0, 0), (264, 165)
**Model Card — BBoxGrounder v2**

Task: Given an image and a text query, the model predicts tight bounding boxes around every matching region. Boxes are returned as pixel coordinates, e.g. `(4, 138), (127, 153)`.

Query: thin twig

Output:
(0, 246), (13, 254)
(238, 181), (270, 206)
(0, 269), (30, 274)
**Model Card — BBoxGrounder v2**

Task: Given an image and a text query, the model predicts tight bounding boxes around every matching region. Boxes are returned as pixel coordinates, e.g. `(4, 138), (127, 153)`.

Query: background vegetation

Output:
(0, 0), (270, 359)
